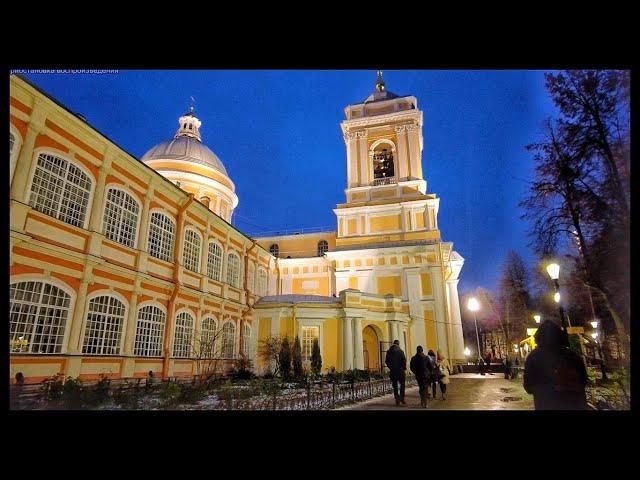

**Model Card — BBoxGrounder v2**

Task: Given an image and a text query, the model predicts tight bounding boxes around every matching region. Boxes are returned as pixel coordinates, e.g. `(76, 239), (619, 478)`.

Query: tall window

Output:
(134, 305), (166, 357)
(10, 281), (71, 354)
(103, 187), (140, 248)
(372, 146), (395, 185)
(173, 311), (194, 358)
(200, 317), (217, 358)
(256, 268), (267, 296)
(247, 262), (255, 293)
(182, 229), (202, 273)
(317, 240), (329, 256)
(243, 324), (251, 357)
(269, 244), (279, 257)
(82, 295), (125, 355)
(226, 252), (240, 288)
(148, 212), (175, 262)
(206, 241), (223, 281)
(28, 153), (92, 228)
(302, 326), (319, 362)
(221, 322), (236, 359)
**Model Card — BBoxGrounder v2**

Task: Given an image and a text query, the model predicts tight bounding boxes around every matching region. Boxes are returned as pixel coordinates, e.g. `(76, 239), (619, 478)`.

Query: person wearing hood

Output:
(427, 349), (438, 398)
(410, 345), (433, 408)
(385, 340), (407, 406)
(523, 320), (589, 410)
(436, 351), (451, 400)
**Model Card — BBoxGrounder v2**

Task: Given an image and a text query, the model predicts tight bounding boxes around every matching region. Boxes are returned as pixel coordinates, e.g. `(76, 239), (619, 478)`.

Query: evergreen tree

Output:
(310, 338), (322, 378)
(279, 337), (292, 381)
(292, 335), (303, 380)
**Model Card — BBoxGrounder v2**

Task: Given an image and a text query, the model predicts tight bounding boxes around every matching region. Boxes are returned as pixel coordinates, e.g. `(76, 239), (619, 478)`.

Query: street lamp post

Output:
(467, 297), (482, 362)
(546, 263), (571, 331)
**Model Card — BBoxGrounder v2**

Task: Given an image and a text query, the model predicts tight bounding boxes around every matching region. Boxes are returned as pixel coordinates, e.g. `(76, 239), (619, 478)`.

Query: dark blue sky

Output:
(22, 70), (558, 294)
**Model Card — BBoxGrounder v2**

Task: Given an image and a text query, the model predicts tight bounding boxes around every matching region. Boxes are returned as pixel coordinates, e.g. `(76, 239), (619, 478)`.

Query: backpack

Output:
(438, 363), (447, 375)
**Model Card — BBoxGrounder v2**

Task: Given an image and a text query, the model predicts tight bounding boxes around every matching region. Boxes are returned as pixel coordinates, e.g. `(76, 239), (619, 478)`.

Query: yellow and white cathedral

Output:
(9, 72), (464, 384)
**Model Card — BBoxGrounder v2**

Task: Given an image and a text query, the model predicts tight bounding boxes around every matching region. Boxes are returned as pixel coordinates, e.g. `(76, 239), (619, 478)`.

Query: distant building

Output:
(9, 72), (464, 384)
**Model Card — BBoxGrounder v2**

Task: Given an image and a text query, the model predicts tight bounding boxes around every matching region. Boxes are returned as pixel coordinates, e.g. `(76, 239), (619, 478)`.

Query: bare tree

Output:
(497, 251), (530, 353)
(258, 335), (283, 378)
(191, 324), (226, 380)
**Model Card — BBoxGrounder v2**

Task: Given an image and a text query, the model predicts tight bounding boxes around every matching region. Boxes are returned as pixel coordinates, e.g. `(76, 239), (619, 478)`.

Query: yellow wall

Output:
(414, 212), (425, 229)
(279, 317), (295, 338)
(363, 325), (380, 371)
(370, 215), (401, 233)
(347, 218), (357, 235)
(349, 277), (358, 289)
(421, 273), (432, 296)
(424, 308), (437, 352)
(292, 277), (329, 296)
(377, 276), (402, 296)
(256, 233), (336, 258)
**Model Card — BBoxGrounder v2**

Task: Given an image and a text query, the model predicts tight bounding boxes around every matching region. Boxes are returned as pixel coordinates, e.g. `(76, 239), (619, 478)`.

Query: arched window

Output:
(317, 240), (329, 256)
(183, 228), (202, 273)
(28, 152), (92, 228)
(206, 241), (223, 281)
(200, 196), (210, 209)
(82, 295), (126, 355)
(269, 244), (279, 257)
(10, 280), (71, 354)
(221, 322), (236, 359)
(226, 252), (241, 288)
(134, 304), (166, 357)
(243, 324), (251, 356)
(173, 311), (194, 358)
(200, 317), (217, 358)
(372, 145), (395, 185)
(247, 262), (255, 293)
(256, 268), (267, 296)
(10, 131), (15, 155)
(148, 212), (175, 262)
(103, 187), (140, 248)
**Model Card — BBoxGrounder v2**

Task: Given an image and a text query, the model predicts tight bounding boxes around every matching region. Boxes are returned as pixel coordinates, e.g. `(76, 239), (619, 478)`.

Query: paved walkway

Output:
(343, 375), (534, 410)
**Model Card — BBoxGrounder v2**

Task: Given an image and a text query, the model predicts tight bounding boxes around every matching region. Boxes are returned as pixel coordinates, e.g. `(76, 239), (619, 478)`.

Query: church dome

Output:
(141, 107), (238, 223)
(141, 136), (229, 176)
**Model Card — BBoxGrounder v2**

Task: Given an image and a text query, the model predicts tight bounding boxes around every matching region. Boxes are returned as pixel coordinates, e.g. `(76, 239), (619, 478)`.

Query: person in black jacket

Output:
(523, 320), (589, 410)
(427, 349), (438, 397)
(410, 346), (432, 408)
(385, 340), (407, 406)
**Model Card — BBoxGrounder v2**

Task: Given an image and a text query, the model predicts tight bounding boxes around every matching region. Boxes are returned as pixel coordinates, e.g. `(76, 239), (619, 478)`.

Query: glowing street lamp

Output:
(467, 297), (482, 362)
(533, 314), (541, 324)
(464, 347), (471, 357)
(591, 321), (599, 329)
(546, 262), (569, 330)
(591, 332), (599, 340)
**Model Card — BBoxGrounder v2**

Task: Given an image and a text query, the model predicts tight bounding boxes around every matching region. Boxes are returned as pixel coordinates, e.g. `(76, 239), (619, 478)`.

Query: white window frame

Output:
(182, 227), (202, 273)
(147, 210), (176, 263)
(243, 323), (252, 357)
(10, 124), (22, 184)
(226, 251), (241, 288)
(81, 291), (128, 356)
(247, 262), (255, 293)
(220, 320), (236, 359)
(297, 319), (324, 364)
(26, 149), (95, 229)
(200, 316), (218, 358)
(301, 325), (320, 363)
(101, 185), (142, 249)
(134, 302), (167, 357)
(206, 240), (223, 281)
(9, 277), (75, 355)
(256, 268), (267, 296)
(173, 310), (195, 358)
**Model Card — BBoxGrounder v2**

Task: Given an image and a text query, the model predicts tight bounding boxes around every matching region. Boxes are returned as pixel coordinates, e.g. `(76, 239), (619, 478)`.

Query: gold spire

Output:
(375, 69), (385, 92)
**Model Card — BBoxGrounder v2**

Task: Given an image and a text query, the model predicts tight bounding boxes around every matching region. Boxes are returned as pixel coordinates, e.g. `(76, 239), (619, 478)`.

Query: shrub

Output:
(310, 338), (322, 378)
(280, 337), (292, 380)
(62, 377), (84, 409)
(292, 336), (303, 380)
(231, 357), (255, 380)
(177, 383), (208, 404)
(113, 387), (141, 410)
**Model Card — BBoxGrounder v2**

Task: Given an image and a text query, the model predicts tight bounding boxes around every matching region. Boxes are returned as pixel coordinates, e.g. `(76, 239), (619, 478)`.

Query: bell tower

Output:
(334, 71), (440, 248)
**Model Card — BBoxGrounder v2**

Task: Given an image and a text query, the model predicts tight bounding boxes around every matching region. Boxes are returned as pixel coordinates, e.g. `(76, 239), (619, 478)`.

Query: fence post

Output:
(332, 381), (336, 409)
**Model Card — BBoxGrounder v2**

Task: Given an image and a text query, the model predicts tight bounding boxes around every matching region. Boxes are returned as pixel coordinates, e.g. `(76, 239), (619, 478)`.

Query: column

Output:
(345, 133), (358, 189)
(135, 179), (154, 272)
(357, 132), (369, 186)
(342, 316), (353, 370)
(10, 112), (45, 232)
(406, 269), (426, 348)
(66, 266), (94, 355)
(430, 266), (450, 358)
(353, 317), (364, 370)
(87, 153), (113, 256)
(406, 124), (420, 180)
(394, 125), (408, 181)
(121, 279), (141, 377)
(447, 279), (466, 362)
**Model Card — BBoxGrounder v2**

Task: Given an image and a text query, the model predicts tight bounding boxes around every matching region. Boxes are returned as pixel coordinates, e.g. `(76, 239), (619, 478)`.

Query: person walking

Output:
(503, 355), (512, 380)
(427, 349), (438, 398)
(410, 346), (433, 408)
(523, 320), (589, 410)
(385, 340), (407, 406)
(436, 352), (451, 400)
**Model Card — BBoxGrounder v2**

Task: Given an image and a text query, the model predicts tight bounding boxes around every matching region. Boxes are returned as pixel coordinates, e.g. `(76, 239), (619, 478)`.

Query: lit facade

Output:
(9, 72), (464, 384)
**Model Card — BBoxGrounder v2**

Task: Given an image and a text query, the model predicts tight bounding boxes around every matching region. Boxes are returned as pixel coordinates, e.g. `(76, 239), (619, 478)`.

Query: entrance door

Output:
(363, 326), (380, 372)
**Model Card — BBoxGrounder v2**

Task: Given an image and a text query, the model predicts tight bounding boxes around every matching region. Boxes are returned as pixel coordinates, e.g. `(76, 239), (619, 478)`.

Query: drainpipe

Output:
(162, 193), (195, 378)
(240, 239), (259, 358)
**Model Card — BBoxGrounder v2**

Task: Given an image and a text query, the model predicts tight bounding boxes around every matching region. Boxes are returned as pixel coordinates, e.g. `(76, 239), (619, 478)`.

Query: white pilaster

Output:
(447, 279), (466, 361)
(353, 317), (364, 369)
(357, 132), (368, 186)
(394, 125), (408, 181)
(343, 317), (353, 370)
(430, 266), (449, 358)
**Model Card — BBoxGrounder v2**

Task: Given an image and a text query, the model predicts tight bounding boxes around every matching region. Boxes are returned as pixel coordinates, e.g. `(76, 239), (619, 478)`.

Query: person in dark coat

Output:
(385, 340), (407, 406)
(503, 355), (512, 379)
(410, 345), (432, 408)
(427, 349), (438, 397)
(523, 320), (589, 410)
